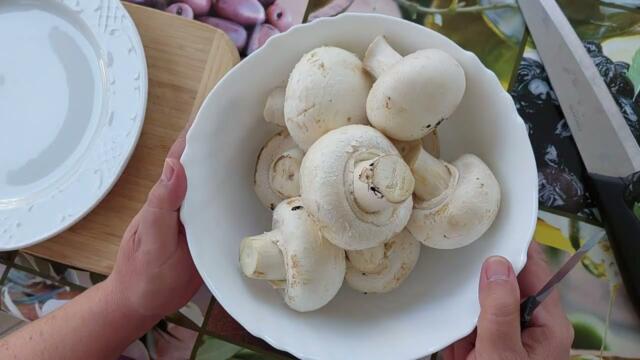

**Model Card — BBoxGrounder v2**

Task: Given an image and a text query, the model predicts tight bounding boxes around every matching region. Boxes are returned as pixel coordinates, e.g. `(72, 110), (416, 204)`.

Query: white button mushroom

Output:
(300, 125), (415, 250)
(364, 36), (466, 141)
(239, 197), (346, 312)
(398, 141), (501, 249)
(345, 229), (421, 293)
(284, 46), (372, 150)
(254, 131), (304, 210)
(263, 87), (286, 127)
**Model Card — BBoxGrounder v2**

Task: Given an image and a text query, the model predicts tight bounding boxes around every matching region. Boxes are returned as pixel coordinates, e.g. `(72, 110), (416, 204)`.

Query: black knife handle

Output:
(589, 172), (640, 316)
(520, 296), (540, 330)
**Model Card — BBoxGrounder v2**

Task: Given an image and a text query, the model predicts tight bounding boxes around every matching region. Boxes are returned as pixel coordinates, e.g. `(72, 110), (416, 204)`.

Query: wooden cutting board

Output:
(25, 2), (240, 275)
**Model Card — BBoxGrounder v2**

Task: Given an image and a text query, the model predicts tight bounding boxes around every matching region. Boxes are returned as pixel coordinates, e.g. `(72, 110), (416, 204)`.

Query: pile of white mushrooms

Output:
(240, 37), (501, 312)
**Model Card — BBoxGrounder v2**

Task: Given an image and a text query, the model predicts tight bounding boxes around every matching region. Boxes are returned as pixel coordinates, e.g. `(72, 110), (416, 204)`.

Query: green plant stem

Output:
(601, 283), (619, 357)
(395, 0), (516, 14)
(394, 0), (639, 15)
(633, 202), (640, 220)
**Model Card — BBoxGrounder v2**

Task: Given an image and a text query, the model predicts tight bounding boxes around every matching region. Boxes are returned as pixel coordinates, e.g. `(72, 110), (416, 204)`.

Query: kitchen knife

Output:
(517, 0), (640, 315)
(520, 233), (599, 328)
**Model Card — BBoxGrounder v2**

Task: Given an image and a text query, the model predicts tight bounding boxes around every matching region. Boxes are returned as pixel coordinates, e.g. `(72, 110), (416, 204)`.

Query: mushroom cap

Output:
(345, 229), (420, 293)
(407, 154), (501, 249)
(300, 125), (413, 250)
(254, 131), (302, 210)
(366, 48), (466, 141)
(284, 46), (372, 150)
(272, 197), (346, 312)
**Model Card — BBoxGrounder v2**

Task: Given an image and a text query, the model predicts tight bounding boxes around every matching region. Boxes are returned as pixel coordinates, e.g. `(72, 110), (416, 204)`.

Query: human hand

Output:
(443, 243), (574, 360)
(106, 136), (202, 319)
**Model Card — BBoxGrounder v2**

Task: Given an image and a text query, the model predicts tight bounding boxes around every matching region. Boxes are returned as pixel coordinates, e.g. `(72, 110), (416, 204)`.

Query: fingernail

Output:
(484, 256), (511, 282)
(161, 159), (176, 183)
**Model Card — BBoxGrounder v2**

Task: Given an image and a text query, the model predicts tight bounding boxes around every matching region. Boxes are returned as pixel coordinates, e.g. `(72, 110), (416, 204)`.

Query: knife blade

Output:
(520, 233), (599, 328)
(518, 0), (640, 316)
(516, 0), (640, 177)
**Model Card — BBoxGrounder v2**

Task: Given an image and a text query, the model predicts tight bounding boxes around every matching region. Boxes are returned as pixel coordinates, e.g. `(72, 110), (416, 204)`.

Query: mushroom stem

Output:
(353, 155), (415, 213)
(269, 280), (287, 289)
(347, 245), (385, 273)
(270, 147), (304, 198)
(363, 36), (402, 79)
(240, 232), (286, 280)
(412, 150), (452, 201)
(263, 87), (286, 127)
(397, 141), (452, 202)
(422, 130), (440, 157)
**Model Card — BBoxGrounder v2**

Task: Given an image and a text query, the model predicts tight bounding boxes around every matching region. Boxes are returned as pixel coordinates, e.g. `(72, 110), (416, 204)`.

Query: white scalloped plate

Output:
(0, 0), (147, 250)
(182, 14), (537, 360)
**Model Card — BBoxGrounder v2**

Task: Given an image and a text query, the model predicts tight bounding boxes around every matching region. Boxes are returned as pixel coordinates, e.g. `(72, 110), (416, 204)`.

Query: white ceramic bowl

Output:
(181, 13), (538, 360)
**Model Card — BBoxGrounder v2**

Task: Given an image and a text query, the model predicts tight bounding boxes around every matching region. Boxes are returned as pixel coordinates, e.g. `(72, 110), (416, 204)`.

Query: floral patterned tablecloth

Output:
(1, 1), (640, 359)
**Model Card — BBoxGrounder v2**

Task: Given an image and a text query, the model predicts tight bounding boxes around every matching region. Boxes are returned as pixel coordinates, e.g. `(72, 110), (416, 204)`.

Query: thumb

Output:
(137, 159), (187, 249)
(146, 158), (187, 212)
(475, 256), (525, 357)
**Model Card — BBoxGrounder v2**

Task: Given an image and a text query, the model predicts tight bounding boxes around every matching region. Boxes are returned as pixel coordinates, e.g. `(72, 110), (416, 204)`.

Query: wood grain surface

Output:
(25, 2), (240, 275)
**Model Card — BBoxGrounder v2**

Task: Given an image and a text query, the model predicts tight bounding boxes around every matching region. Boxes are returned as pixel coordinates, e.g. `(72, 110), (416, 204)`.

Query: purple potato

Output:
(156, 0), (168, 10)
(246, 23), (280, 55)
(213, 0), (265, 26)
(197, 17), (248, 50)
(266, 3), (292, 32)
(179, 0), (211, 16)
(166, 3), (194, 19)
(258, 0), (277, 7)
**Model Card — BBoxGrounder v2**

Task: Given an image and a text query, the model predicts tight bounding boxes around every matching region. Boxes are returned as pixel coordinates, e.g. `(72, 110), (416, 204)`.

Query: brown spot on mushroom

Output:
(291, 205), (303, 211)
(432, 203), (451, 218)
(347, 117), (352, 122)
(290, 254), (301, 271)
(385, 96), (391, 110)
(392, 262), (411, 286)
(269, 203), (275, 210)
(358, 164), (374, 183)
(432, 118), (446, 128)
(296, 103), (316, 119)
(370, 186), (384, 199)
